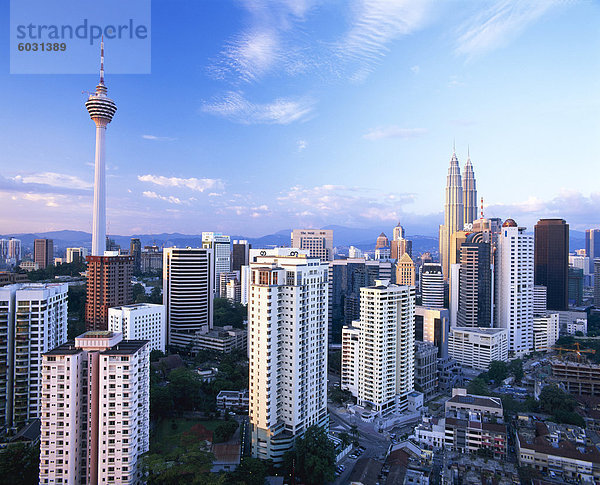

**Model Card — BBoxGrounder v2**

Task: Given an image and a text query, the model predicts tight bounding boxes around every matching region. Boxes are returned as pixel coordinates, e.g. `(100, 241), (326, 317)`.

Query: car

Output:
(338, 465), (345, 471)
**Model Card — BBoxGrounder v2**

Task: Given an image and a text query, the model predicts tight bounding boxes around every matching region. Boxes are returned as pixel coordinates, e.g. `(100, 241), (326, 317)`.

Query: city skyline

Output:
(1, 1), (600, 237)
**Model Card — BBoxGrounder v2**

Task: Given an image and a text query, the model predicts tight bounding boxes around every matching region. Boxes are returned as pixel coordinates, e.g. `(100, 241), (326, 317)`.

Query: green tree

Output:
(150, 286), (163, 304)
(508, 359), (524, 383)
(467, 377), (490, 396)
(0, 443), (39, 485)
(213, 421), (238, 443)
(26, 261), (86, 281)
(213, 298), (247, 328)
(539, 384), (577, 414)
(287, 426), (337, 485)
(228, 457), (268, 485)
(338, 432), (352, 450)
(488, 360), (509, 384)
(150, 349), (166, 362)
(133, 283), (148, 303)
(143, 443), (220, 485)
(169, 368), (202, 410)
(151, 384), (174, 419)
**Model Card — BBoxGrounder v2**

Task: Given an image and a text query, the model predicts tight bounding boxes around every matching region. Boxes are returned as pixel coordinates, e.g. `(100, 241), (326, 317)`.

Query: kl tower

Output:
(86, 38), (117, 256)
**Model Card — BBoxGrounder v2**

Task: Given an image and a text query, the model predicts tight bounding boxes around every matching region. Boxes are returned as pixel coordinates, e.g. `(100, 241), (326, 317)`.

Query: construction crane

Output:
(553, 342), (596, 361)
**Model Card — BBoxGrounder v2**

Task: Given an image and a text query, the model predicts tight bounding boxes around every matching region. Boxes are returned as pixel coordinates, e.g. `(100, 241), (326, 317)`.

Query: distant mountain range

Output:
(1, 225), (586, 255)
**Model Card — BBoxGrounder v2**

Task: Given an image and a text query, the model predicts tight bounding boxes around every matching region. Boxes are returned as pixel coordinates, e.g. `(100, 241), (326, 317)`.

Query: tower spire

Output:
(453, 138), (456, 154)
(100, 36), (105, 85)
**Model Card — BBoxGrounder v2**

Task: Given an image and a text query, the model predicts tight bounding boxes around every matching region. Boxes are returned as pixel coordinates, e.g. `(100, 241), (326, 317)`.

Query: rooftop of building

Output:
(211, 442), (241, 466)
(100, 340), (148, 355)
(217, 389), (249, 398)
(44, 341), (82, 355)
(447, 393), (503, 410)
(111, 303), (165, 310)
(517, 419), (600, 463)
(450, 326), (507, 335)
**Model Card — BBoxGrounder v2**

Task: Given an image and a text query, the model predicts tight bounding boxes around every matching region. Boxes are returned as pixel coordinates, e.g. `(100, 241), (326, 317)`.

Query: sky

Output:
(1, 0), (599, 238)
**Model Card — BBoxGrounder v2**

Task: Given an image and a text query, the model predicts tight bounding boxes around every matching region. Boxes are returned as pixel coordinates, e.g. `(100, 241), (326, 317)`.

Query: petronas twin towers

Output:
(439, 148), (477, 279)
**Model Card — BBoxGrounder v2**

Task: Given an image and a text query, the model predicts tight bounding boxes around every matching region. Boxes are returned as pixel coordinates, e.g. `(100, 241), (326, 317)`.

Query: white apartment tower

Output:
(448, 327), (508, 370)
(249, 248), (328, 463)
(108, 303), (166, 353)
(291, 229), (334, 262)
(495, 219), (534, 356)
(163, 247), (213, 349)
(0, 283), (67, 427)
(202, 232), (231, 294)
(342, 281), (415, 415)
(39, 331), (149, 485)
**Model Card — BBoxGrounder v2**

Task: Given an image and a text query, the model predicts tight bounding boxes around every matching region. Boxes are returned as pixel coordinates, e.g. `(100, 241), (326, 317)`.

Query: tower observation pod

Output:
(86, 38), (117, 256)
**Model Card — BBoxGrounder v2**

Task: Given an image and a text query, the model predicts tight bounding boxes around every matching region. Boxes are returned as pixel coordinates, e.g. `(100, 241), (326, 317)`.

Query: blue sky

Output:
(1, 0), (599, 237)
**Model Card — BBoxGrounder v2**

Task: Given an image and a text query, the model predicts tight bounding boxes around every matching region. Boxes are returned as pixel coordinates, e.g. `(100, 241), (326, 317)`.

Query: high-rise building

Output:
(595, 259), (600, 308)
(218, 271), (240, 298)
(8, 238), (21, 262)
(86, 39), (117, 257)
(108, 303), (166, 352)
(39, 331), (149, 485)
(240, 265), (251, 305)
(348, 246), (363, 259)
(449, 230), (469, 268)
(392, 222), (405, 241)
(495, 219), (534, 356)
(391, 222), (412, 261)
(533, 285), (547, 316)
(457, 232), (492, 327)
(375, 232), (390, 250)
(291, 229), (334, 262)
(462, 153), (477, 226)
(0, 239), (8, 260)
(130, 238), (142, 273)
(448, 327), (508, 370)
(439, 150), (464, 280)
(141, 245), (162, 273)
(414, 341), (438, 399)
(202, 232), (232, 294)
(533, 313), (559, 352)
(420, 263), (444, 308)
(232, 240), (251, 273)
(328, 258), (393, 343)
(163, 247), (213, 350)
(396, 253), (416, 286)
(0, 283), (67, 427)
(568, 267), (584, 307)
(85, 253), (134, 331)
(586, 229), (600, 274)
(66, 247), (88, 264)
(415, 306), (449, 359)
(249, 248), (328, 463)
(34, 238), (54, 269)
(341, 280), (415, 415)
(569, 254), (591, 276)
(534, 219), (569, 311)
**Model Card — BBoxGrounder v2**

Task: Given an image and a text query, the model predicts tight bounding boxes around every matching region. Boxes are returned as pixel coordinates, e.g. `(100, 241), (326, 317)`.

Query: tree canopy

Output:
(284, 425), (337, 485)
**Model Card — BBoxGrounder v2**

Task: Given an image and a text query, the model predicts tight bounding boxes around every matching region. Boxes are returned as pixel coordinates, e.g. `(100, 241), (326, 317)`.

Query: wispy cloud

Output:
(455, 0), (561, 58)
(337, 0), (432, 80)
(142, 134), (177, 141)
(0, 173), (92, 196)
(297, 139), (307, 151)
(202, 91), (315, 125)
(138, 174), (224, 192)
(142, 191), (184, 205)
(410, 65), (420, 74)
(363, 126), (427, 141)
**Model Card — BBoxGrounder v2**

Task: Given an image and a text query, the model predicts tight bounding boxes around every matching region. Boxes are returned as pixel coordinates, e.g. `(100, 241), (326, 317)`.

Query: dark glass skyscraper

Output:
(130, 238), (141, 272)
(457, 232), (492, 327)
(534, 219), (569, 311)
(586, 229), (600, 274)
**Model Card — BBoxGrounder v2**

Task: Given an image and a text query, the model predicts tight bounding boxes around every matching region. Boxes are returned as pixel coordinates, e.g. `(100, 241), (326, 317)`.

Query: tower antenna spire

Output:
(100, 35), (105, 85)
(468, 144), (470, 159)
(480, 196), (484, 219)
(453, 138), (456, 154)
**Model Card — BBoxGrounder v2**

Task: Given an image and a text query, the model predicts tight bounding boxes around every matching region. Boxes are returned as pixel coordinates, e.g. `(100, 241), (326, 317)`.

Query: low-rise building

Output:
(551, 359), (600, 396)
(516, 417), (600, 482)
(566, 318), (588, 335)
(413, 415), (446, 450)
(444, 389), (507, 458)
(195, 326), (247, 353)
(448, 327), (508, 370)
(216, 390), (250, 412)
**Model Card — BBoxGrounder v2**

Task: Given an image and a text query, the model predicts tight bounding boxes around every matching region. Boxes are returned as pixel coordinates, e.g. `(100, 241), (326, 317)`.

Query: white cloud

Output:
(21, 193), (61, 207)
(142, 134), (176, 141)
(142, 191), (184, 205)
(297, 139), (307, 151)
(138, 174), (224, 192)
(202, 91), (315, 125)
(410, 65), (420, 74)
(363, 126), (427, 141)
(455, 0), (562, 58)
(14, 172), (92, 190)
